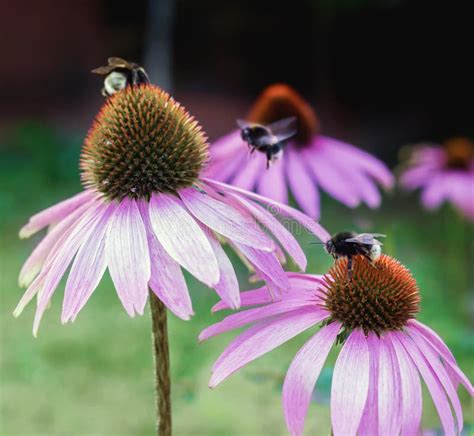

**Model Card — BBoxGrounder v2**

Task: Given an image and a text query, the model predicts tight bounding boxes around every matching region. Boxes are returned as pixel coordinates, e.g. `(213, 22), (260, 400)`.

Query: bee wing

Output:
(344, 233), (386, 245)
(267, 117), (298, 142)
(92, 57), (132, 75)
(107, 57), (133, 69)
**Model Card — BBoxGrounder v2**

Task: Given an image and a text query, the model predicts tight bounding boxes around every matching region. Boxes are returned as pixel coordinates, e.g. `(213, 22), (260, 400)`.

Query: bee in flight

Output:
(91, 57), (150, 97)
(321, 231), (386, 280)
(237, 117), (297, 169)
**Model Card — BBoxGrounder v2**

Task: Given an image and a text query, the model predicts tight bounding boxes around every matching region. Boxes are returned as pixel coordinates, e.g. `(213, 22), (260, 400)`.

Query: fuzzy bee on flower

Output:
(313, 231), (385, 280)
(91, 57), (150, 97)
(237, 116), (297, 169)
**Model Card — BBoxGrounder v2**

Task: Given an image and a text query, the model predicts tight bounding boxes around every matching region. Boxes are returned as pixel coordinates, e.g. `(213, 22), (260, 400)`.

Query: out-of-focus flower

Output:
(201, 256), (473, 436)
(206, 84), (394, 218)
(16, 83), (330, 336)
(400, 137), (474, 220)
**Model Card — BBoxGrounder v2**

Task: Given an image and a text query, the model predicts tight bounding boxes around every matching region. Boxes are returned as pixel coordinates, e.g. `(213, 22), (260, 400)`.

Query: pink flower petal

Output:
(19, 190), (95, 239)
(18, 198), (97, 288)
(210, 130), (245, 160)
(303, 148), (360, 208)
(234, 242), (289, 291)
(282, 321), (341, 436)
(209, 308), (327, 388)
(229, 193), (306, 270)
(318, 136), (394, 189)
(105, 198), (151, 317)
(179, 187), (274, 251)
(32, 201), (106, 336)
(231, 153), (265, 191)
(286, 147), (320, 218)
(408, 320), (473, 396)
(395, 332), (455, 435)
(377, 336), (401, 435)
(202, 178), (331, 242)
(139, 201), (193, 321)
(358, 333), (380, 436)
(200, 299), (316, 342)
(61, 202), (118, 323)
(312, 142), (382, 208)
(212, 286), (272, 312)
(331, 329), (370, 436)
(149, 193), (219, 287)
(204, 228), (240, 310)
(389, 332), (422, 435)
(407, 328), (464, 432)
(207, 149), (247, 183)
(257, 157), (288, 204)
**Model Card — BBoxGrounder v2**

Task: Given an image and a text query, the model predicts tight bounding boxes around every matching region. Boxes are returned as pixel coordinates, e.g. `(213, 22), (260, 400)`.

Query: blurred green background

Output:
(0, 123), (472, 435)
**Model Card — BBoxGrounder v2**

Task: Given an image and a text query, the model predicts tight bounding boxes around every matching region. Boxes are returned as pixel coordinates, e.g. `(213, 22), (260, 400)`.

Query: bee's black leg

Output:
(266, 151), (271, 169)
(347, 256), (353, 281)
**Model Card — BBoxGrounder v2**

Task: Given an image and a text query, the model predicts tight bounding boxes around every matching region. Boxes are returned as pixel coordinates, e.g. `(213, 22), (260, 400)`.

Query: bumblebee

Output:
(324, 231), (386, 280)
(237, 117), (297, 169)
(92, 57), (150, 97)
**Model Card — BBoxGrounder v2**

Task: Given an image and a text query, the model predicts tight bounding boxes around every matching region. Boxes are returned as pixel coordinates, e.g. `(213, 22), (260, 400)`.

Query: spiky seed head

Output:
(322, 255), (420, 336)
(81, 84), (209, 200)
(443, 137), (474, 169)
(247, 83), (319, 145)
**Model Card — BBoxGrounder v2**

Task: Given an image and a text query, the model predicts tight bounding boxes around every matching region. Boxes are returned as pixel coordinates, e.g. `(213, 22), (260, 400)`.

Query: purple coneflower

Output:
(400, 137), (474, 220)
(201, 255), (473, 435)
(206, 84), (394, 218)
(16, 83), (329, 336)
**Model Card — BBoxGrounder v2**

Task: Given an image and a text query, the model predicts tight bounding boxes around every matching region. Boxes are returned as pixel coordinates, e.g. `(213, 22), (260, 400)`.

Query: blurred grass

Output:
(0, 123), (473, 435)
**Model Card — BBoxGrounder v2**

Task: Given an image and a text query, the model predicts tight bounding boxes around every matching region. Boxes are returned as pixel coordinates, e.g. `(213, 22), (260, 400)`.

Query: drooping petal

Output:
(234, 242), (289, 291)
(358, 333), (380, 436)
(210, 130), (245, 160)
(209, 308), (327, 388)
(331, 329), (370, 436)
(149, 192), (219, 287)
(389, 332), (422, 435)
(200, 299), (316, 342)
(139, 201), (193, 321)
(19, 190), (95, 239)
(303, 148), (360, 208)
(229, 193), (306, 270)
(105, 198), (151, 317)
(32, 201), (106, 336)
(18, 198), (97, 288)
(257, 157), (288, 204)
(317, 135), (394, 189)
(198, 226), (240, 309)
(202, 178), (331, 242)
(211, 286), (273, 312)
(395, 332), (455, 436)
(282, 321), (341, 436)
(231, 153), (265, 191)
(286, 147), (320, 218)
(407, 328), (464, 432)
(408, 320), (473, 395)
(61, 202), (118, 323)
(179, 187), (274, 251)
(377, 336), (401, 435)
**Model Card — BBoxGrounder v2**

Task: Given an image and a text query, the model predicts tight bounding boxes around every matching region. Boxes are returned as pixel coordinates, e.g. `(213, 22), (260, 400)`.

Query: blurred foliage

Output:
(0, 122), (473, 435)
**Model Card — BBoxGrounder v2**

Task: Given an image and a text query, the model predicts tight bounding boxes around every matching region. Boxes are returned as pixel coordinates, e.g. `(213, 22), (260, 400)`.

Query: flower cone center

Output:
(81, 84), (208, 200)
(443, 137), (474, 169)
(247, 83), (319, 146)
(322, 255), (420, 336)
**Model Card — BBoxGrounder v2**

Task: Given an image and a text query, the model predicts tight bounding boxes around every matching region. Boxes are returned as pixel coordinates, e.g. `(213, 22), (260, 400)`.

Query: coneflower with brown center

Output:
(401, 137), (474, 220)
(207, 83), (394, 218)
(201, 255), (473, 436)
(16, 61), (330, 435)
